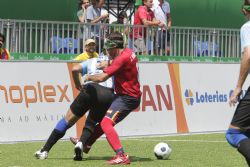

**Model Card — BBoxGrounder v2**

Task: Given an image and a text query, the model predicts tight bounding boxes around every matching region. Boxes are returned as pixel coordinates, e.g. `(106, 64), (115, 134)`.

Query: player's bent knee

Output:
(226, 128), (247, 148)
(70, 91), (91, 118)
(226, 132), (237, 148)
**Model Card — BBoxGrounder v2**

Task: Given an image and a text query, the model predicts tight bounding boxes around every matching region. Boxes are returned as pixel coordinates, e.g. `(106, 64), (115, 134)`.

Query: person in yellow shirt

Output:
(74, 38), (99, 61)
(0, 33), (10, 60)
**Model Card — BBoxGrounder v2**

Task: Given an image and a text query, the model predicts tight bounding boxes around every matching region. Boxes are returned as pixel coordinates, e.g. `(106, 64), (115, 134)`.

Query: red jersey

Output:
(0, 48), (10, 60)
(131, 5), (155, 39)
(104, 48), (141, 99)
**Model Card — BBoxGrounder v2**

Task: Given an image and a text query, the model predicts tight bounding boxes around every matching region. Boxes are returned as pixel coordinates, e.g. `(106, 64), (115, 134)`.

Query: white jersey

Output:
(152, 1), (170, 29)
(80, 56), (113, 88)
(240, 21), (250, 53)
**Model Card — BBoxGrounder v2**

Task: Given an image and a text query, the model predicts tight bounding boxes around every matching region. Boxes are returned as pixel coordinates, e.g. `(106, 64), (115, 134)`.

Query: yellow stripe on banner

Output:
(168, 63), (189, 133)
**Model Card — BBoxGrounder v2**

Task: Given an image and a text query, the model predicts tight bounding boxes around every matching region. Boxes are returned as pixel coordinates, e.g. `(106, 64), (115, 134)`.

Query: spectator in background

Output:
(74, 38), (98, 61)
(77, 0), (91, 51)
(111, 11), (129, 47)
(152, 0), (172, 55)
(86, 0), (109, 52)
(77, 0), (91, 23)
(0, 33), (10, 60)
(130, 0), (164, 55)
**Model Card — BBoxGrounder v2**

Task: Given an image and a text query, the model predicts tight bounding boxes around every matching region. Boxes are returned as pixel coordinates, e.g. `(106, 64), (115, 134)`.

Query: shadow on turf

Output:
(47, 155), (152, 162)
(86, 155), (152, 162)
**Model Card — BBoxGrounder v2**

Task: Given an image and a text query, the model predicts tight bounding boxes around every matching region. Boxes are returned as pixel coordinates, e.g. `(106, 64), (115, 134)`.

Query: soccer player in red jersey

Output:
(74, 32), (141, 165)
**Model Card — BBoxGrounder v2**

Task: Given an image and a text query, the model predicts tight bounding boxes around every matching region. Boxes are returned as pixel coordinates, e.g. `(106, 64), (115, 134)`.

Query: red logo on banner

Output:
(134, 85), (173, 112)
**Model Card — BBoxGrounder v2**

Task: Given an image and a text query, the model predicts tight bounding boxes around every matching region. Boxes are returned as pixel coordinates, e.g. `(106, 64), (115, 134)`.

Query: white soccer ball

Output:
(154, 142), (172, 160)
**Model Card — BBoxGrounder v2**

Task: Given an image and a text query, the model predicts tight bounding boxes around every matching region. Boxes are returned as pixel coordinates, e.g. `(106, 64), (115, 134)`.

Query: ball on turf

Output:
(154, 142), (172, 160)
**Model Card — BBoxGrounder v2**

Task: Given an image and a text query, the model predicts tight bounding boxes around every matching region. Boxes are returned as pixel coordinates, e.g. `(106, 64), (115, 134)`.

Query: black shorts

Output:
(105, 95), (140, 124)
(231, 87), (250, 131)
(70, 83), (114, 122)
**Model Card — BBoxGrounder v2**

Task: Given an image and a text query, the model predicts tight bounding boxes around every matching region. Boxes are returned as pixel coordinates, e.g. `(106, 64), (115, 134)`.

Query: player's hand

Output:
(229, 87), (242, 107)
(101, 12), (109, 20)
(154, 20), (161, 26)
(158, 22), (165, 28)
(83, 74), (89, 83)
(97, 60), (108, 69)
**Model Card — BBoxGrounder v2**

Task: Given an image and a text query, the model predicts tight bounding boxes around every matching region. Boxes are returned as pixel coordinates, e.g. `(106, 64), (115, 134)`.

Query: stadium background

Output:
(0, 0), (246, 28)
(1, 0), (249, 166)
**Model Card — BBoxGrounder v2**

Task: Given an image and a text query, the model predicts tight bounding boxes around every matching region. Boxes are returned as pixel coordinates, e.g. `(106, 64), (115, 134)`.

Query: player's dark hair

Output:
(106, 32), (124, 48)
(91, 0), (100, 6)
(143, 0), (148, 5)
(245, 0), (250, 5)
(0, 33), (5, 43)
(243, 0), (250, 12)
(119, 11), (127, 18)
(78, 0), (83, 9)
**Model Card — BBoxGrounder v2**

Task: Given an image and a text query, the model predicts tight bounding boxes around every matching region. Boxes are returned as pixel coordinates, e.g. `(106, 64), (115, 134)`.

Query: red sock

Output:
(101, 117), (122, 153)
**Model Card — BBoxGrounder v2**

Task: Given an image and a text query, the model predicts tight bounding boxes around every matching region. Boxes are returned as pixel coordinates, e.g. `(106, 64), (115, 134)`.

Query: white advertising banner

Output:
(179, 63), (250, 132)
(1, 62), (248, 142)
(115, 63), (249, 136)
(0, 62), (76, 142)
(116, 63), (177, 136)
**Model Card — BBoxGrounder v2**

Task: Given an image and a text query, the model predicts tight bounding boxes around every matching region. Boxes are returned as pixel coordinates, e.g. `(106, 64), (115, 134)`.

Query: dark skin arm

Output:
(72, 63), (84, 91)
(84, 72), (110, 83)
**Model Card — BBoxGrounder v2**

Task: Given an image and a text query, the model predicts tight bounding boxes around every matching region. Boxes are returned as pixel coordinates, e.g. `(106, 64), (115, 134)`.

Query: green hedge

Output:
(10, 53), (240, 63)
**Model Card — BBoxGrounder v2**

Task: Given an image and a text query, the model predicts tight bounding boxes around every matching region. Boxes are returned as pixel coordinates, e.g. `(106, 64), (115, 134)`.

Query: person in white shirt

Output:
(152, 0), (172, 55)
(226, 0), (250, 166)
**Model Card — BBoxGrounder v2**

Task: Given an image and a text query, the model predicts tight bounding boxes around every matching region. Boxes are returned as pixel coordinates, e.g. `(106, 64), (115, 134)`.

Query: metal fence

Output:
(0, 19), (241, 58)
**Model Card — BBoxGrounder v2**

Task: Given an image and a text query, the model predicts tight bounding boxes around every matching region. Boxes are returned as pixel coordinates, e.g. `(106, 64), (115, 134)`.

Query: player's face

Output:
(96, 0), (104, 8)
(82, 0), (90, 9)
(144, 0), (153, 8)
(106, 48), (117, 59)
(86, 43), (96, 53)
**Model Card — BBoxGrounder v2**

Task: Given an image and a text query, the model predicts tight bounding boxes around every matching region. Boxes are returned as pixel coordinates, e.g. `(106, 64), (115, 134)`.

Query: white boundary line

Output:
(0, 131), (226, 144)
(123, 138), (226, 143)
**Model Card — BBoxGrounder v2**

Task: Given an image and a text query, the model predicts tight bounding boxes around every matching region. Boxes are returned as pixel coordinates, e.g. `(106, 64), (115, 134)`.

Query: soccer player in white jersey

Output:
(34, 55), (114, 160)
(226, 0), (250, 166)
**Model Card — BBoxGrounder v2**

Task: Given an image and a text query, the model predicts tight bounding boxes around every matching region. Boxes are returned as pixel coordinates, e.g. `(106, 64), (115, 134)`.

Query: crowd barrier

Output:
(0, 60), (246, 142)
(0, 19), (241, 58)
